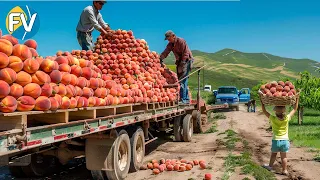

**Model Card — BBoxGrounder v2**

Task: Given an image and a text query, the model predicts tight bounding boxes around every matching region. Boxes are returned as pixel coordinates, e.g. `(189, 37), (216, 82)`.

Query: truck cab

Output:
(238, 88), (251, 103)
(214, 86), (240, 111)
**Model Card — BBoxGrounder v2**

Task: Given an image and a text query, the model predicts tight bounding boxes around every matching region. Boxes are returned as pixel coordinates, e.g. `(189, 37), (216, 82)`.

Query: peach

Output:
(75, 96), (84, 108)
(15, 71), (32, 87)
(60, 96), (71, 109)
(34, 96), (51, 111)
(35, 57), (43, 65)
(17, 96), (35, 111)
(0, 39), (13, 56)
(40, 59), (59, 73)
(88, 97), (96, 107)
(69, 97), (77, 109)
(32, 71), (51, 85)
(24, 39), (37, 50)
(23, 83), (41, 99)
(186, 164), (192, 170)
(95, 97), (100, 106)
(50, 83), (59, 96)
(69, 74), (78, 86)
(77, 77), (87, 88)
(94, 88), (102, 97)
(100, 88), (107, 98)
(29, 48), (38, 57)
(0, 68), (17, 84)
(70, 65), (82, 77)
(79, 58), (89, 67)
(61, 73), (71, 85)
(57, 84), (67, 96)
(82, 87), (93, 98)
(193, 160), (199, 165)
(0, 52), (9, 68)
(66, 85), (76, 98)
(12, 44), (32, 61)
(99, 98), (106, 106)
(55, 56), (68, 65)
(0, 96), (17, 112)
(49, 97), (59, 110)
(75, 86), (83, 96)
(1, 35), (18, 45)
(89, 78), (99, 90)
(53, 94), (62, 106)
(8, 56), (23, 72)
(82, 67), (92, 80)
(10, 83), (23, 98)
(41, 83), (53, 97)
(23, 58), (39, 74)
(199, 162), (206, 169)
(49, 70), (62, 84)
(204, 174), (212, 180)
(0, 80), (10, 98)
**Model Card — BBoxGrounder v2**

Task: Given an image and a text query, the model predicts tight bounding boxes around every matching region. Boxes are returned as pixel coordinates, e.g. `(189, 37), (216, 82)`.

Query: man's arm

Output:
(260, 99), (270, 118)
(86, 9), (107, 34)
(288, 95), (300, 118)
(97, 14), (110, 30)
(160, 43), (173, 62)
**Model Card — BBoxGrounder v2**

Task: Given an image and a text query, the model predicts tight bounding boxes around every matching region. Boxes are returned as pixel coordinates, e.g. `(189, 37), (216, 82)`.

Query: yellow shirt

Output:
(269, 115), (291, 140)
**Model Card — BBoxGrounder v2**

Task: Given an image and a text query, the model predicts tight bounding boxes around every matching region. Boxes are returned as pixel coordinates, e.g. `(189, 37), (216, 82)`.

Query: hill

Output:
(163, 49), (320, 91)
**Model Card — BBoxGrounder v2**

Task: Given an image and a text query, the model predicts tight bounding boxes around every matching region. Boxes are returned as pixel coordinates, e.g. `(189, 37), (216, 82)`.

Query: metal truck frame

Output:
(0, 67), (227, 180)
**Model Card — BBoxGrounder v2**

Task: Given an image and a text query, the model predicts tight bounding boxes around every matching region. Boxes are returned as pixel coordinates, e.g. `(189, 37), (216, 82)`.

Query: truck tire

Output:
(106, 130), (131, 180)
(174, 116), (182, 142)
(192, 110), (204, 133)
(21, 154), (60, 177)
(129, 127), (145, 172)
(182, 114), (193, 142)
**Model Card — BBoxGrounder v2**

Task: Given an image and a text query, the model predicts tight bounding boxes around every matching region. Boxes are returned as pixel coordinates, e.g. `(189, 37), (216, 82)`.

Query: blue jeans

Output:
(177, 60), (191, 103)
(77, 31), (93, 51)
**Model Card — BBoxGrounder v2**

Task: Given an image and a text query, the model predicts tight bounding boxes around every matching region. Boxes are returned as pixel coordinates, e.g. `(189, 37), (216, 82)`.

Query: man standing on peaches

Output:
(76, 0), (110, 51)
(160, 30), (194, 104)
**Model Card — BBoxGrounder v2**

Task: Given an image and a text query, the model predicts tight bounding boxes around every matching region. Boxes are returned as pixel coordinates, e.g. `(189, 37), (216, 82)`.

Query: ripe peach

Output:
(49, 97), (59, 110)
(193, 160), (199, 165)
(29, 48), (38, 57)
(0, 96), (17, 112)
(17, 96), (35, 111)
(289, 84), (295, 89)
(180, 159), (187, 163)
(10, 83), (23, 98)
(12, 44), (32, 61)
(2, 35), (18, 45)
(153, 168), (160, 175)
(186, 164), (192, 170)
(82, 67), (93, 80)
(147, 163), (153, 169)
(59, 64), (71, 73)
(8, 56), (23, 72)
(60, 96), (71, 109)
(69, 74), (78, 86)
(284, 86), (290, 92)
(66, 85), (76, 98)
(204, 173), (212, 180)
(24, 83), (41, 99)
(69, 97), (77, 109)
(75, 86), (83, 96)
(282, 91), (288, 96)
(278, 81), (285, 87)
(70, 65), (82, 77)
(55, 56), (68, 65)
(200, 162), (206, 169)
(260, 84), (265, 91)
(266, 92), (273, 97)
(285, 81), (292, 86)
(88, 97), (96, 107)
(54, 94), (62, 106)
(77, 77), (88, 89)
(270, 87), (276, 94)
(23, 58), (39, 74)
(40, 59), (59, 73)
(167, 164), (173, 171)
(153, 163), (159, 169)
(82, 87), (93, 98)
(61, 73), (71, 85)
(89, 78), (99, 90)
(265, 83), (271, 89)
(288, 92), (294, 96)
(34, 96), (51, 111)
(178, 166), (186, 172)
(0, 52), (9, 68)
(58, 84), (67, 96)
(173, 164), (179, 171)
(49, 70), (62, 84)
(276, 85), (283, 92)
(24, 39), (37, 50)
(0, 39), (13, 56)
(41, 83), (53, 97)
(0, 68), (17, 84)
(290, 89), (296, 95)
(158, 165), (165, 172)
(15, 71), (32, 87)
(0, 80), (10, 98)
(32, 71), (51, 85)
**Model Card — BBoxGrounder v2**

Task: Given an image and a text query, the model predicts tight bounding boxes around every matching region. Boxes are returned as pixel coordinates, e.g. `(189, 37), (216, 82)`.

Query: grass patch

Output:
(204, 125), (218, 134)
(213, 113), (226, 120)
(314, 154), (320, 162)
(221, 130), (275, 180)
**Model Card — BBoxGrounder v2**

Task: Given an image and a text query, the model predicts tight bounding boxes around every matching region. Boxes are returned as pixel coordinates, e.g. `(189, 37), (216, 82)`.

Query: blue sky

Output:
(0, 0), (319, 61)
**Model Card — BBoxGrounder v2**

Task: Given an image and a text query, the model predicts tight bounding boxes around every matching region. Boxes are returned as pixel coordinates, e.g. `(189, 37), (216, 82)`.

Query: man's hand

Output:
(100, 28), (108, 36)
(104, 24), (111, 31)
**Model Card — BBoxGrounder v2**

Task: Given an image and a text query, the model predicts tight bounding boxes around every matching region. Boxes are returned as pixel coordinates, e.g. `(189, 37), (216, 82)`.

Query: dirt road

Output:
(126, 105), (320, 180)
(1, 105), (319, 180)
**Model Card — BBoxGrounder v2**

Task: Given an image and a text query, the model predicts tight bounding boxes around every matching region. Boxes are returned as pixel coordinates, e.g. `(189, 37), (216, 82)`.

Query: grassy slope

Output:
(164, 49), (319, 91)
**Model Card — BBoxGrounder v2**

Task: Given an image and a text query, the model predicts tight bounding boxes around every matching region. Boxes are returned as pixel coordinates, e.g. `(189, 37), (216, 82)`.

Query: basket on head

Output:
(258, 90), (300, 106)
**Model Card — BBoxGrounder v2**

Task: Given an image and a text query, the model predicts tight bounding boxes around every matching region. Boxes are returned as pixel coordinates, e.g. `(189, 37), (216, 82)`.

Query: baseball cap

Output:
(164, 30), (175, 40)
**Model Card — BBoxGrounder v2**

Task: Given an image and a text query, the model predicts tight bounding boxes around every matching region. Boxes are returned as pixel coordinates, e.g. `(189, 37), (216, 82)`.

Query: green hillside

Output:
(164, 49), (319, 90)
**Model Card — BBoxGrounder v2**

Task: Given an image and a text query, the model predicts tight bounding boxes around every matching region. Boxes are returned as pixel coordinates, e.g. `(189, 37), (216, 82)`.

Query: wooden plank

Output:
(133, 104), (148, 111)
(96, 108), (115, 117)
(0, 109), (78, 117)
(69, 110), (96, 121)
(28, 112), (69, 125)
(116, 105), (132, 114)
(148, 103), (155, 110)
(0, 115), (27, 131)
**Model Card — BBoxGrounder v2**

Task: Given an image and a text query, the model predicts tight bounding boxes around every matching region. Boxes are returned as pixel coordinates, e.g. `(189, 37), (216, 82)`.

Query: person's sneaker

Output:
(282, 170), (289, 176)
(262, 164), (272, 171)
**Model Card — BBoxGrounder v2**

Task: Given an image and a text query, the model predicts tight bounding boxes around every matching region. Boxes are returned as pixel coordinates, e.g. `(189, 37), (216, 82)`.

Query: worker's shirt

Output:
(76, 5), (108, 33)
(160, 37), (193, 63)
(269, 115), (291, 140)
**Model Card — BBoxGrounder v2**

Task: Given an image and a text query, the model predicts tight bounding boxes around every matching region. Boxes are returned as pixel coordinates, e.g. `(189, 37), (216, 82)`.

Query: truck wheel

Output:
(129, 127), (145, 172)
(106, 130), (131, 180)
(21, 154), (60, 177)
(192, 110), (204, 133)
(174, 116), (182, 142)
(182, 114), (193, 142)
(9, 166), (25, 178)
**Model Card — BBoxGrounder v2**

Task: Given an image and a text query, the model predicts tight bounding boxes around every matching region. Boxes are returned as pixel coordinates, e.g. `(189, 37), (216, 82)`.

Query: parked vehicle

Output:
(204, 85), (212, 92)
(214, 86), (240, 111)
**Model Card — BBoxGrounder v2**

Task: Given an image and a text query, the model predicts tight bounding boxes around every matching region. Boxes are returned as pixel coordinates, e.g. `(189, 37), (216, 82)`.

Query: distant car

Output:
(214, 86), (240, 111)
(238, 88), (251, 104)
(204, 85), (212, 92)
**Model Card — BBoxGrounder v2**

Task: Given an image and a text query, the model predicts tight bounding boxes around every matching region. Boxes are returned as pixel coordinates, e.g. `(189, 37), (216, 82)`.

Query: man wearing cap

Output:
(160, 30), (194, 104)
(76, 0), (110, 50)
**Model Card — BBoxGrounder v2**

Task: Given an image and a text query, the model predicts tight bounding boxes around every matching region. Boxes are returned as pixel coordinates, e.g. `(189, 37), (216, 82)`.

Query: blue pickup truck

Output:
(213, 86), (250, 111)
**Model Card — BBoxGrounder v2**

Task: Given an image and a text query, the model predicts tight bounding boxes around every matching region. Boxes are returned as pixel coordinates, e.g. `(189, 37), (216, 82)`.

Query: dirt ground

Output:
(126, 105), (320, 180)
(1, 104), (319, 180)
